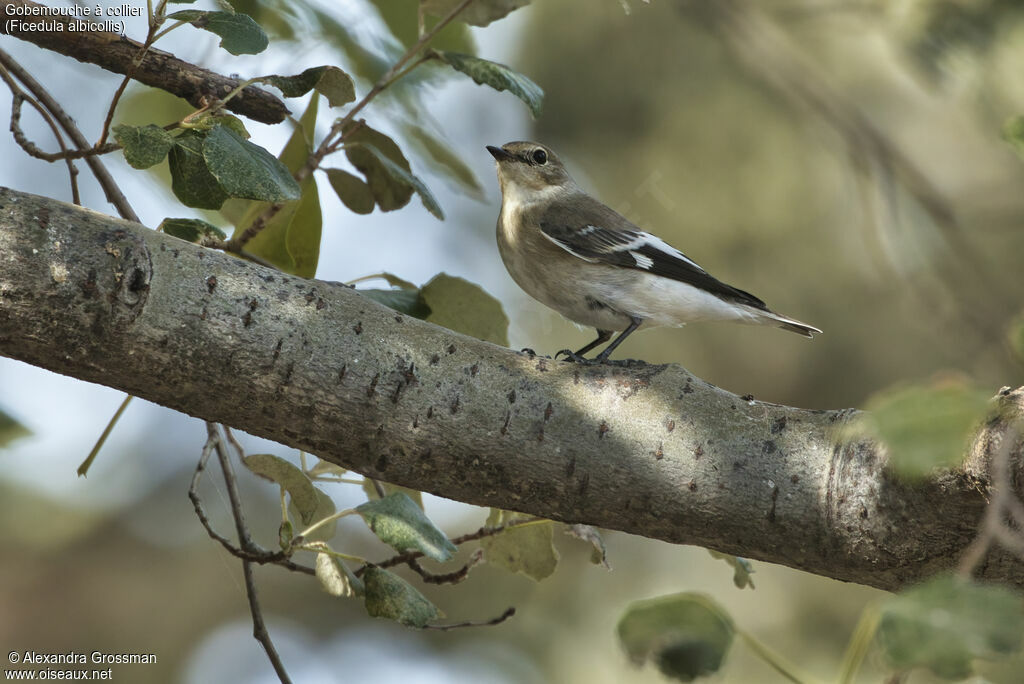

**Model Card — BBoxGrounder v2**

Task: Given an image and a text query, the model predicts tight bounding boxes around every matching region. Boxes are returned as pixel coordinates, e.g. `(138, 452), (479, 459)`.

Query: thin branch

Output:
(0, 48), (139, 222)
(0, 64), (80, 203)
(242, 558), (293, 684)
(407, 550), (483, 585)
(356, 517), (545, 577)
(1, 0), (288, 124)
(422, 606), (516, 631)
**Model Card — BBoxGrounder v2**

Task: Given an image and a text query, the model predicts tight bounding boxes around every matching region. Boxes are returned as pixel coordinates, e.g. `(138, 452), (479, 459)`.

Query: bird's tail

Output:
(769, 312), (821, 338)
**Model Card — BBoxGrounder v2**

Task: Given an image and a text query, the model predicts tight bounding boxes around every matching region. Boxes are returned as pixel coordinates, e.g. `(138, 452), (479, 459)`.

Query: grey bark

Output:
(1, 185), (1022, 592)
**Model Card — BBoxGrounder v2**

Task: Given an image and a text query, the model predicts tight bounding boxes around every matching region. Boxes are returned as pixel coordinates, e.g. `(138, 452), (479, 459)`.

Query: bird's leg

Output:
(556, 330), (613, 362)
(594, 317), (643, 362)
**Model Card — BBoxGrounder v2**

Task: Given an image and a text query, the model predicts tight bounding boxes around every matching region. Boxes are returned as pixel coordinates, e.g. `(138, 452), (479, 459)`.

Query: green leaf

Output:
(241, 453), (319, 525)
(342, 123), (415, 212)
(112, 124), (175, 169)
(434, 51), (543, 118)
(480, 509), (558, 581)
(358, 288), (431, 319)
(403, 123), (484, 199)
(421, 0), (531, 27)
(169, 130), (230, 209)
(264, 66), (356, 107)
(707, 550), (755, 590)
(618, 593), (735, 682)
(315, 551), (363, 597)
(356, 492), (456, 562)
(352, 143), (443, 219)
(421, 274), (509, 346)
(167, 10), (269, 55)
(0, 408), (30, 448)
(1008, 311), (1024, 365)
(203, 124), (301, 203)
(228, 98), (321, 277)
(361, 478), (424, 510)
(159, 217), (227, 243)
(1003, 115), (1024, 161)
(565, 524), (610, 569)
(363, 567), (440, 627)
(307, 459), (346, 478)
(292, 487), (337, 543)
(861, 378), (991, 479)
(878, 574), (1024, 679)
(326, 169), (374, 215)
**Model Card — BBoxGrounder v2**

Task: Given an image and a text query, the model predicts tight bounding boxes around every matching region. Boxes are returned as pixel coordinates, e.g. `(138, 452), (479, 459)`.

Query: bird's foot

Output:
(519, 347), (537, 359)
(555, 349), (598, 364)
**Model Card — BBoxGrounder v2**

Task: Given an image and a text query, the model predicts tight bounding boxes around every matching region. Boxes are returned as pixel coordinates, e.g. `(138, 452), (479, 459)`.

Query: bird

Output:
(487, 141), (821, 362)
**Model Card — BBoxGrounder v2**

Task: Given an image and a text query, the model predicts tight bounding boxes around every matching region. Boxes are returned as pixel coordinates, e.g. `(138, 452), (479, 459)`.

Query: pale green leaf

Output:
(242, 453), (319, 525)
(618, 593), (735, 682)
(861, 378), (991, 479)
(361, 478), (424, 510)
(363, 567), (440, 626)
(315, 552), (363, 597)
(707, 550), (755, 590)
(292, 486), (337, 543)
(113, 124), (175, 169)
(434, 51), (542, 118)
(421, 274), (509, 346)
(481, 509), (558, 581)
(878, 574), (1024, 679)
(356, 492), (455, 562)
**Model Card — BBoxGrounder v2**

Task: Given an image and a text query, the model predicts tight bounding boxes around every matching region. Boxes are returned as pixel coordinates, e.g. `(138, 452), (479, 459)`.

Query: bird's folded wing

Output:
(537, 199), (769, 311)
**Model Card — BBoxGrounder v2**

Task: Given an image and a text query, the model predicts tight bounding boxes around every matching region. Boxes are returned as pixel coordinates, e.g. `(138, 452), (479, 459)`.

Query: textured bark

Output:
(1, 186), (1022, 591)
(1, 0), (289, 124)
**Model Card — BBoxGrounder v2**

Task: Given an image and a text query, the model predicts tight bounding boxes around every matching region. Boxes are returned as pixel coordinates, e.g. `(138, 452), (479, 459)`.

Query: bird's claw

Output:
(555, 349), (593, 364)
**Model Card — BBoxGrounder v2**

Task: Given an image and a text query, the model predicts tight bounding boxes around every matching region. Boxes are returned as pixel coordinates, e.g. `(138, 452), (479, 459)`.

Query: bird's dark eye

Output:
(531, 148), (547, 165)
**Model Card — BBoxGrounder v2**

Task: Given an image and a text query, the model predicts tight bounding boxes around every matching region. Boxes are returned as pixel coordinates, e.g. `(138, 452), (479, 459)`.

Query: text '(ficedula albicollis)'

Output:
(487, 141), (821, 362)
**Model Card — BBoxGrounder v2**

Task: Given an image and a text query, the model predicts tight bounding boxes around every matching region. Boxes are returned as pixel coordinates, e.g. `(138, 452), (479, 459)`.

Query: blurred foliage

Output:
(0, 408), (30, 448)
(877, 574), (1024, 679)
(859, 376), (992, 479)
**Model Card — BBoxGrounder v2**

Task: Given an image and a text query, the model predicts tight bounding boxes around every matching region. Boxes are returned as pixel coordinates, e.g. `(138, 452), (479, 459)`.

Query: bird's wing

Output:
(537, 196), (769, 311)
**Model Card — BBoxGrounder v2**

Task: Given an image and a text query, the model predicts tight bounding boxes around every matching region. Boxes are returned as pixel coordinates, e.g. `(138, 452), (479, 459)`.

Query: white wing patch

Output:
(629, 250), (654, 269)
(636, 232), (704, 272)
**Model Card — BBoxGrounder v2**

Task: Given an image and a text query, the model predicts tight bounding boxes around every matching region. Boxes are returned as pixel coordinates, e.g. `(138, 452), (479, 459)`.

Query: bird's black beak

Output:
(487, 145), (514, 162)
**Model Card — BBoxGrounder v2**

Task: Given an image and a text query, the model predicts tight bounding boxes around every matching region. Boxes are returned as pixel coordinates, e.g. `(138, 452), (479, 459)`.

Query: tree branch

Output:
(1, 185), (1022, 592)
(1, 0), (289, 124)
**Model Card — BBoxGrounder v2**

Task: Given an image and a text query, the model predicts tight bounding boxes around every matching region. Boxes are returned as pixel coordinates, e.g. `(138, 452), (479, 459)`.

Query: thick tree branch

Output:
(1, 186), (1022, 592)
(1, 0), (288, 124)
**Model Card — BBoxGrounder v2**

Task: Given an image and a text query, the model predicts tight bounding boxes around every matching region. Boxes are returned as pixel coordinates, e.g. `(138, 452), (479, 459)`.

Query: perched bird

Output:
(487, 141), (821, 362)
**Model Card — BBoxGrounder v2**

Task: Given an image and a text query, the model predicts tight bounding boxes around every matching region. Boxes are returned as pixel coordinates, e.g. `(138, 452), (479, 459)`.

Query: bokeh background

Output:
(2, 0), (1024, 681)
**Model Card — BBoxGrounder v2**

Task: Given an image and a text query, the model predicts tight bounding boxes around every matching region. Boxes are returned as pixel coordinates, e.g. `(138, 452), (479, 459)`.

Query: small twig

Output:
(958, 426), (1023, 577)
(356, 517), (545, 576)
(422, 606), (516, 631)
(77, 394), (133, 477)
(0, 62), (80, 203)
(189, 426), (314, 574)
(242, 558), (293, 684)
(0, 48), (140, 222)
(407, 550), (483, 585)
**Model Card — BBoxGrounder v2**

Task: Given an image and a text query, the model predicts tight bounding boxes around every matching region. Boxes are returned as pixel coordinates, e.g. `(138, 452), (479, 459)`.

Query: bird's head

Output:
(487, 141), (576, 200)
